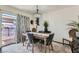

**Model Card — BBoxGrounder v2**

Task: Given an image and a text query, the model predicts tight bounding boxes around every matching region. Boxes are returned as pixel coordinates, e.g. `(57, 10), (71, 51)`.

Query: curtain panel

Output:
(16, 14), (30, 43)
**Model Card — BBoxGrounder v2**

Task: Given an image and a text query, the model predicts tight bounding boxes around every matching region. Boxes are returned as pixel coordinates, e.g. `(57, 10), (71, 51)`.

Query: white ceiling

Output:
(10, 5), (76, 14)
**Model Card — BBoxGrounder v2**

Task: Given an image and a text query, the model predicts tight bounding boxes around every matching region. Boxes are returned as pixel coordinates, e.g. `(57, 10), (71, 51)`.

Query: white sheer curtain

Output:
(16, 14), (30, 43)
(0, 11), (3, 52)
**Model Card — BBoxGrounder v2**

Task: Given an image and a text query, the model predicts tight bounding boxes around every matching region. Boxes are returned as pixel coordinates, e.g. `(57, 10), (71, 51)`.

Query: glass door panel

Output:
(2, 12), (17, 45)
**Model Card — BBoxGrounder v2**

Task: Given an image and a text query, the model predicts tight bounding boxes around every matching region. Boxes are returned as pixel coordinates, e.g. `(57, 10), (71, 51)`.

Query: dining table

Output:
(22, 32), (50, 53)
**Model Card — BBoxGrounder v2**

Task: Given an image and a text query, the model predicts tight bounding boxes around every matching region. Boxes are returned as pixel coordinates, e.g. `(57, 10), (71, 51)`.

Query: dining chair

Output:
(39, 33), (54, 52)
(27, 33), (40, 53)
(22, 35), (26, 46)
(62, 29), (77, 52)
(32, 28), (37, 32)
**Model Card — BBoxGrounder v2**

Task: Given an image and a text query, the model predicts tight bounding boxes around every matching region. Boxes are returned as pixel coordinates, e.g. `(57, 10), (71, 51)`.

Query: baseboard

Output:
(1, 42), (17, 48)
(53, 40), (70, 46)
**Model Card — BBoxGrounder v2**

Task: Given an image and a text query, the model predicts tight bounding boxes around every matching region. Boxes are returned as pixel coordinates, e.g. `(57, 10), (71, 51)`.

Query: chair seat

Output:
(67, 37), (73, 42)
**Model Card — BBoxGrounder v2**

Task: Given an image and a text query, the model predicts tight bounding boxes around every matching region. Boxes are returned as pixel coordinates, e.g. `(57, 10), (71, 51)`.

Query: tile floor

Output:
(2, 42), (72, 53)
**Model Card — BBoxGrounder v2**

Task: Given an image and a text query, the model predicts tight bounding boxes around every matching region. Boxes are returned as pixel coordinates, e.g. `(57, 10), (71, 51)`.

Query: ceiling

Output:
(10, 5), (76, 14)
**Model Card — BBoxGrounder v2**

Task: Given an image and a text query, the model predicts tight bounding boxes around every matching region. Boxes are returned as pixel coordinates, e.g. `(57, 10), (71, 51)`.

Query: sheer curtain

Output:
(16, 14), (30, 43)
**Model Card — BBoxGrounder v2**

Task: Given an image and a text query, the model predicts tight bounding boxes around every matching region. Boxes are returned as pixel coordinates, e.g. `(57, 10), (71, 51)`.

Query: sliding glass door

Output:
(1, 12), (17, 46)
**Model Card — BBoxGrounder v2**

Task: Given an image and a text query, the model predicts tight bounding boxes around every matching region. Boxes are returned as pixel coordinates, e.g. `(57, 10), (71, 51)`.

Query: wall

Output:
(38, 6), (79, 42)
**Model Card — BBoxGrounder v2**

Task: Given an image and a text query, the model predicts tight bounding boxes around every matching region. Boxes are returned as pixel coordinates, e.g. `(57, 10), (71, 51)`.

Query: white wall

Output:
(38, 6), (79, 42)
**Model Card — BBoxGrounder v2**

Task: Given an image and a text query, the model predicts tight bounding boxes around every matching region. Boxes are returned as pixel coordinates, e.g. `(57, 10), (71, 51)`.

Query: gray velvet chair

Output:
(27, 33), (40, 53)
(39, 33), (54, 52)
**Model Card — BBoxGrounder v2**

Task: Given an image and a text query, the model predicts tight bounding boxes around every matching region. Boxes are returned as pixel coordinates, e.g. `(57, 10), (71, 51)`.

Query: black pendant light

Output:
(34, 5), (40, 25)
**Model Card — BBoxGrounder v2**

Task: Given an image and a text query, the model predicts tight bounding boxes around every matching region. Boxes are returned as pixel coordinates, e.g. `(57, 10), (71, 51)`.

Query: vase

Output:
(44, 27), (48, 32)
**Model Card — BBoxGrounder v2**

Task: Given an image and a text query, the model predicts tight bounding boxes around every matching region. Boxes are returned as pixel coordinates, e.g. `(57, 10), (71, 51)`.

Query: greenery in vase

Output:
(67, 20), (79, 32)
(44, 21), (48, 28)
(44, 21), (48, 32)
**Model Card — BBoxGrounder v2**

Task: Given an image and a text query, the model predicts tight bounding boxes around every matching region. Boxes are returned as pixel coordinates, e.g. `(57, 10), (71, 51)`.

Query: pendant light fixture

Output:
(34, 5), (40, 25)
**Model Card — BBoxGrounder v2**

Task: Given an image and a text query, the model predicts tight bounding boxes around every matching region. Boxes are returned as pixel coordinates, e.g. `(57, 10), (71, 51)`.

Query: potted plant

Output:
(44, 21), (48, 32)
(67, 20), (79, 37)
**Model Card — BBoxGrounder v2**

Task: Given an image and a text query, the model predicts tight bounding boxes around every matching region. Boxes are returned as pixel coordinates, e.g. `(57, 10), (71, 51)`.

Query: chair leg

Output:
(23, 42), (24, 46)
(63, 39), (64, 45)
(70, 45), (74, 53)
(44, 46), (47, 53)
(32, 44), (34, 53)
(45, 45), (47, 53)
(40, 44), (42, 52)
(48, 45), (51, 53)
(51, 44), (54, 50)
(27, 42), (30, 49)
